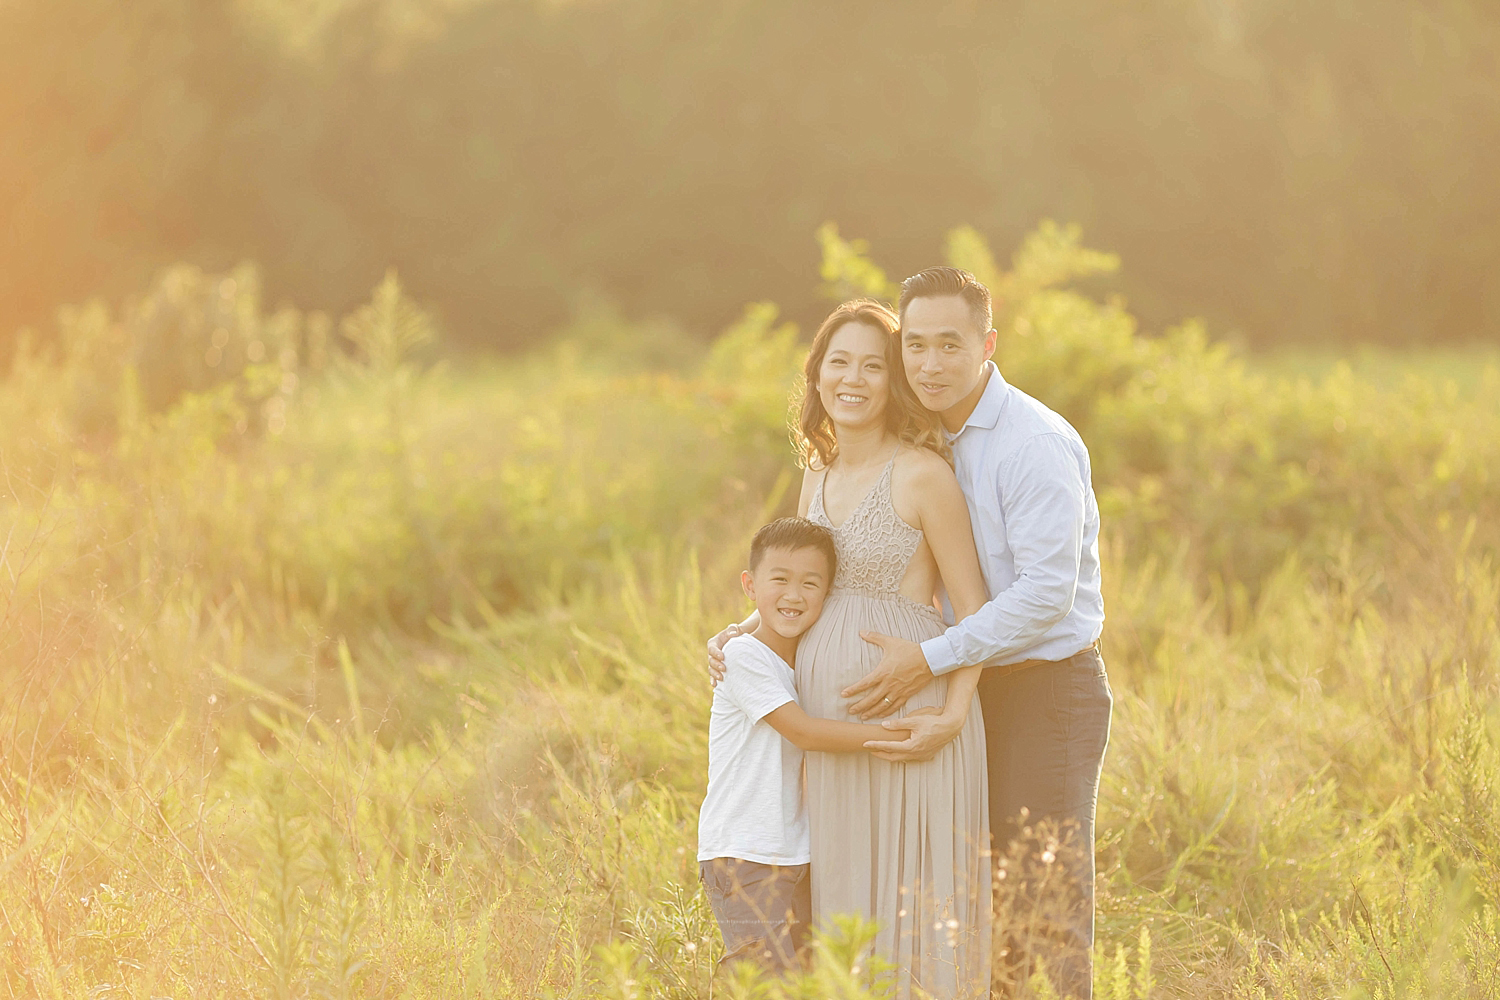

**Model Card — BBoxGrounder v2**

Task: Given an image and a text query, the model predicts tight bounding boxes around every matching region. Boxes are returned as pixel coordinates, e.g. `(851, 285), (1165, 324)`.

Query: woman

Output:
(793, 299), (991, 998)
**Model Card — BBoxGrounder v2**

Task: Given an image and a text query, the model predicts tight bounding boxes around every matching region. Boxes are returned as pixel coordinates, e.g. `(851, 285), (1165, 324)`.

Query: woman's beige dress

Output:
(797, 456), (990, 999)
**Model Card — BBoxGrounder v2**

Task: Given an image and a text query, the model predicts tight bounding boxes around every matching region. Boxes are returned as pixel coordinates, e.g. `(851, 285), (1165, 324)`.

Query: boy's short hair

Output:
(898, 265), (993, 335)
(748, 517), (838, 580)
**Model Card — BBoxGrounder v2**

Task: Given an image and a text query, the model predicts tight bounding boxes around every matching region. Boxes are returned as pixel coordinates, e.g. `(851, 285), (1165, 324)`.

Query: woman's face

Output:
(817, 321), (890, 432)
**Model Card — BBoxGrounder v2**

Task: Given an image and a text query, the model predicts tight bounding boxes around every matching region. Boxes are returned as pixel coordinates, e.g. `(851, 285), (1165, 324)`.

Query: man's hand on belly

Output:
(844, 632), (934, 718)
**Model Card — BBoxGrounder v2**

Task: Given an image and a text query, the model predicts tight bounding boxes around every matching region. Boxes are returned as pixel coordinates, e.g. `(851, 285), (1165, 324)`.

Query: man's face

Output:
(900, 294), (996, 418)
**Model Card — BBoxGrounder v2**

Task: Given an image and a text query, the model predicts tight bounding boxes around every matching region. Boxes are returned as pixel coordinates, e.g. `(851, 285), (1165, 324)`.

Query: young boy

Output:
(697, 516), (912, 975)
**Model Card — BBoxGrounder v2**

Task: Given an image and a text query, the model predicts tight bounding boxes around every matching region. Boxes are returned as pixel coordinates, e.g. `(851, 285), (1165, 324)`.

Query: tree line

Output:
(3, 0), (1498, 350)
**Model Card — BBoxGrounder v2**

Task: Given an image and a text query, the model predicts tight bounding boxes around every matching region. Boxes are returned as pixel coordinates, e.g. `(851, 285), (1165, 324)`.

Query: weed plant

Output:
(1, 226), (1497, 997)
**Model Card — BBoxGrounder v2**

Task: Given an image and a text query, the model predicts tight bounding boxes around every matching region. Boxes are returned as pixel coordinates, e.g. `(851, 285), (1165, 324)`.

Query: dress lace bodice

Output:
(807, 454), (925, 598)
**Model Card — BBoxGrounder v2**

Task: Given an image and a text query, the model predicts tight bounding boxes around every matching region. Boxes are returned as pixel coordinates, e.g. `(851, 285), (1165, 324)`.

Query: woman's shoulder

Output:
(796, 463), (828, 516)
(799, 463), (830, 491)
(891, 444), (961, 501)
(893, 443), (956, 481)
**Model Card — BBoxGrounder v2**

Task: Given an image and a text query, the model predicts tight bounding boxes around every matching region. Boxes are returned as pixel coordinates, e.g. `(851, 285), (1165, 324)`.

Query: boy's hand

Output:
(863, 707), (963, 763)
(705, 623), (743, 687)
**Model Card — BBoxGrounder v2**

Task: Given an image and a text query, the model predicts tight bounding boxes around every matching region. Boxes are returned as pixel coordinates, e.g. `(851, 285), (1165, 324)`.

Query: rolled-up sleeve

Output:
(921, 434), (1085, 674)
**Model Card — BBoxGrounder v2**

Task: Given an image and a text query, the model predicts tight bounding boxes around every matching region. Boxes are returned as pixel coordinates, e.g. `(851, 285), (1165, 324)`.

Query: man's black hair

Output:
(898, 265), (993, 334)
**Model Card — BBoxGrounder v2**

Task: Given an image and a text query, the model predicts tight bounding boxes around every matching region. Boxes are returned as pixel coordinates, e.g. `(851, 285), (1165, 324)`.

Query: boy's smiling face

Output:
(742, 545), (832, 645)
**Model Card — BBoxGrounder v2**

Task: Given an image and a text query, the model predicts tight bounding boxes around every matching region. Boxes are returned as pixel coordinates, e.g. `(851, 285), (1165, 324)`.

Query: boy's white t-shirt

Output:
(696, 634), (810, 865)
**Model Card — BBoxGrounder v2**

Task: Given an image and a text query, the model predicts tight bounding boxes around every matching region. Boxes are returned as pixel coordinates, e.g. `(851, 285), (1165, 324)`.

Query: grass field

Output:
(2, 229), (1497, 998)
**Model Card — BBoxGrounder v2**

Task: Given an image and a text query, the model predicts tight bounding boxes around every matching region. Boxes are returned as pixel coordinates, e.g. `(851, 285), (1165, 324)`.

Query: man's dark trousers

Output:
(978, 645), (1112, 1000)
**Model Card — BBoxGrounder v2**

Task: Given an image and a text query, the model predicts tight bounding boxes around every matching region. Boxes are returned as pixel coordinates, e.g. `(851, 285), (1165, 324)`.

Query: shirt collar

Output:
(947, 361), (1008, 439)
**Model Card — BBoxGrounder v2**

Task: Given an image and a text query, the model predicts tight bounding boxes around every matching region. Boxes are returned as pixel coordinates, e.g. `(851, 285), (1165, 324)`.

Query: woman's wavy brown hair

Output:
(794, 299), (950, 469)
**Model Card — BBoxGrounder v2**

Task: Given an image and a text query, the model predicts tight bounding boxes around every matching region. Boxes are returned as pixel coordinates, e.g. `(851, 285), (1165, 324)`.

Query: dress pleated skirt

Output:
(795, 589), (991, 1000)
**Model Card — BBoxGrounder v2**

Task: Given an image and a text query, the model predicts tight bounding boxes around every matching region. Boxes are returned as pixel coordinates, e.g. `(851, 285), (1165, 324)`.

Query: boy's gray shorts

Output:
(699, 857), (811, 975)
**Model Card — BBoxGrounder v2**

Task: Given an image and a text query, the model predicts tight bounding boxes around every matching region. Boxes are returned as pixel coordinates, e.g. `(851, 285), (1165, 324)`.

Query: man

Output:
(709, 266), (1111, 999)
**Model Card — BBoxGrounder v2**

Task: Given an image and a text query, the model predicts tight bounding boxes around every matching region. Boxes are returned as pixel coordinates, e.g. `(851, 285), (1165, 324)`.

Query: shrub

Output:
(1, 224), (1496, 997)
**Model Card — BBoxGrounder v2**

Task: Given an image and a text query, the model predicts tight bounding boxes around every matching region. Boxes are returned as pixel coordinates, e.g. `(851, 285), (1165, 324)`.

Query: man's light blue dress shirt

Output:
(921, 362), (1105, 674)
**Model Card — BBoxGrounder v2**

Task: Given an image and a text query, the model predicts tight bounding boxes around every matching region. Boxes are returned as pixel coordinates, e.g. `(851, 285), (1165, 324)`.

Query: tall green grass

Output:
(1, 226), (1497, 997)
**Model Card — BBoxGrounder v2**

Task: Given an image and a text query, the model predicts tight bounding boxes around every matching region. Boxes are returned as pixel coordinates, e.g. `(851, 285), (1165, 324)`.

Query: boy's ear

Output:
(741, 569), (755, 599)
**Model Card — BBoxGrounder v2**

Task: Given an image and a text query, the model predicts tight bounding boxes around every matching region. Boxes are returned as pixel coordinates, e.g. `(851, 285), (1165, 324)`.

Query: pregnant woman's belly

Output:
(795, 590), (948, 720)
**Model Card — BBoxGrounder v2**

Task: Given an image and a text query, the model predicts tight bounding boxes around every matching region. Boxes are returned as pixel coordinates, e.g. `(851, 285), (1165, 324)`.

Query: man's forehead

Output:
(900, 295), (984, 329)
(902, 297), (986, 339)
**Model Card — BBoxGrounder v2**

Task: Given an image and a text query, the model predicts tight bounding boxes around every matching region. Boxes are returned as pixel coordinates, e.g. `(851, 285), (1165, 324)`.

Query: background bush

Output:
(1, 224), (1497, 997)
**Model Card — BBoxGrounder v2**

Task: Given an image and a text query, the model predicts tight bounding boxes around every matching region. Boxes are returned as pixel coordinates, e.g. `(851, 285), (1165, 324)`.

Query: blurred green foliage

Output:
(4, 0), (1500, 350)
(1, 224), (1497, 996)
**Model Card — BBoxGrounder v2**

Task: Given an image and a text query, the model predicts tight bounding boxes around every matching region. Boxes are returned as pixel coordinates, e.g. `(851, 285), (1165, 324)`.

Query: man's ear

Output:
(982, 328), (998, 361)
(741, 570), (755, 600)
